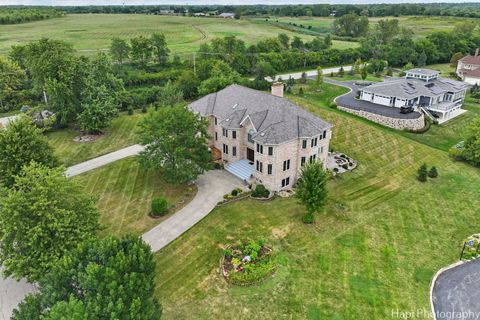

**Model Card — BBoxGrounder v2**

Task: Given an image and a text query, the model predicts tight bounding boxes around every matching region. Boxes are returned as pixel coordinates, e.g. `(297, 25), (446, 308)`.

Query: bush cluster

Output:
(251, 184), (270, 198)
(417, 163), (438, 182)
(151, 197), (169, 217)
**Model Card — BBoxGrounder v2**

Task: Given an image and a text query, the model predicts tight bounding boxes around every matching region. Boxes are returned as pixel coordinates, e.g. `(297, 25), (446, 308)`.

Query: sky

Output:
(0, 0), (475, 5)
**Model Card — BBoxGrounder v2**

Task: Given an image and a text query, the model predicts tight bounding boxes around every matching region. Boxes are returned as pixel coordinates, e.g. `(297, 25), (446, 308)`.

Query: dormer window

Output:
(248, 129), (255, 143)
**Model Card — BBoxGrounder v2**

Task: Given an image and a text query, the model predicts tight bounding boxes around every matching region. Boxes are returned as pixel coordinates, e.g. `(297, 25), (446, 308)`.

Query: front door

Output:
(247, 148), (254, 162)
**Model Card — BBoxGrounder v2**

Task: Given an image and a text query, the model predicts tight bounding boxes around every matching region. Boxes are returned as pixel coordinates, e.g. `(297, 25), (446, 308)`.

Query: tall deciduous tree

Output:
(198, 60), (241, 95)
(0, 163), (99, 281)
(0, 56), (26, 112)
(0, 115), (57, 188)
(137, 105), (211, 183)
(333, 13), (369, 38)
(461, 117), (480, 167)
(296, 162), (328, 224)
(110, 37), (130, 65)
(151, 33), (170, 66)
(12, 235), (161, 320)
(130, 36), (153, 66)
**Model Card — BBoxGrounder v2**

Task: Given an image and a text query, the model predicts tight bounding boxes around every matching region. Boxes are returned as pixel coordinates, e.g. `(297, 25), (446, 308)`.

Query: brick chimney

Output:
(476, 48), (479, 57)
(271, 82), (284, 98)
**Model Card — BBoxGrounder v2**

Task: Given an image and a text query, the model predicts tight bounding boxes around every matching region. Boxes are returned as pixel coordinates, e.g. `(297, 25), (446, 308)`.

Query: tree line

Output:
(0, 8), (64, 24)
(33, 3), (480, 19)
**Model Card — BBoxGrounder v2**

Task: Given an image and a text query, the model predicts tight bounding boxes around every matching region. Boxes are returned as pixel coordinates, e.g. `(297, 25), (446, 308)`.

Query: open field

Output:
(153, 82), (480, 319)
(46, 110), (144, 166)
(74, 157), (196, 237)
(0, 14), (356, 57)
(257, 15), (480, 38)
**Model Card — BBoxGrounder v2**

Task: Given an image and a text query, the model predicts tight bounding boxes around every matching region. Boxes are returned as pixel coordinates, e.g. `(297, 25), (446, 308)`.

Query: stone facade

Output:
(338, 106), (425, 131)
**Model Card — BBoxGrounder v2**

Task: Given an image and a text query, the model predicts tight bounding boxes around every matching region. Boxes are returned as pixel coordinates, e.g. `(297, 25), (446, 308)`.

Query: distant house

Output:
(218, 12), (235, 19)
(193, 12), (206, 17)
(159, 9), (175, 15)
(359, 69), (469, 123)
(457, 49), (480, 85)
(188, 83), (332, 192)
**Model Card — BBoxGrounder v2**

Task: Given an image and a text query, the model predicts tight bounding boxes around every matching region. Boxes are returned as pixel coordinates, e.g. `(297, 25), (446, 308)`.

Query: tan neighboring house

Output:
(457, 49), (480, 85)
(188, 83), (332, 192)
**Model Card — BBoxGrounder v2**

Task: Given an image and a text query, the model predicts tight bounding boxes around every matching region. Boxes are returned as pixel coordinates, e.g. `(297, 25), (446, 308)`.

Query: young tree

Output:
(450, 52), (464, 68)
(361, 63), (368, 80)
(157, 81), (184, 108)
(417, 51), (427, 67)
(0, 115), (57, 187)
(151, 33), (170, 66)
(110, 37), (130, 65)
(291, 36), (304, 50)
(461, 117), (480, 166)
(323, 34), (333, 49)
(0, 56), (26, 112)
(130, 36), (153, 66)
(137, 105), (211, 183)
(300, 71), (308, 84)
(0, 163), (99, 281)
(277, 33), (290, 50)
(417, 163), (428, 182)
(316, 67), (323, 85)
(295, 162), (328, 224)
(338, 66), (345, 77)
(353, 58), (362, 75)
(12, 235), (161, 320)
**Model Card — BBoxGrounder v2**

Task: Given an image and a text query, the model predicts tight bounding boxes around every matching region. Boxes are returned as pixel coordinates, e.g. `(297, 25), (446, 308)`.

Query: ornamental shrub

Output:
(302, 211), (315, 224)
(127, 106), (134, 115)
(151, 197), (168, 217)
(428, 166), (438, 178)
(252, 184), (269, 198)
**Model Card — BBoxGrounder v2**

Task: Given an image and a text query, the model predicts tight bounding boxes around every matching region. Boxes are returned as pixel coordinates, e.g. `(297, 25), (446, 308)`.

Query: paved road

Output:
(65, 144), (145, 177)
(142, 170), (244, 252)
(432, 259), (480, 320)
(264, 65), (353, 82)
(324, 78), (423, 120)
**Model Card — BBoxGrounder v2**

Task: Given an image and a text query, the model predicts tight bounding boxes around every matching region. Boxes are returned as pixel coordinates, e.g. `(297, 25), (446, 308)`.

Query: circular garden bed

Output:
(221, 240), (276, 286)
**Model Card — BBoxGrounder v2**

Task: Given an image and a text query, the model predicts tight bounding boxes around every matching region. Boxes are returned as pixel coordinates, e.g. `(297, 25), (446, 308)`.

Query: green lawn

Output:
(46, 111), (144, 166)
(0, 14), (355, 57)
(74, 157), (196, 237)
(153, 82), (480, 319)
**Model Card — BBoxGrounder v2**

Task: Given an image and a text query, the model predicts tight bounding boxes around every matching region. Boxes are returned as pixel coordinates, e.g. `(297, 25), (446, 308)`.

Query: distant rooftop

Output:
(405, 68), (439, 76)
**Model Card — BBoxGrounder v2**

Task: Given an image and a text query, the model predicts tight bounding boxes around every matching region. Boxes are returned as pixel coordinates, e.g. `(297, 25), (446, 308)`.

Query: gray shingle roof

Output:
(362, 77), (469, 100)
(188, 84), (332, 145)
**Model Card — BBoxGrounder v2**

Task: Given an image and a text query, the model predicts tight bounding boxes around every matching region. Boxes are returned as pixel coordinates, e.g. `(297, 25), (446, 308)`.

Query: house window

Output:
(232, 131), (237, 139)
(281, 177), (290, 188)
(223, 144), (228, 155)
(248, 130), (254, 143)
(233, 146), (237, 157)
(268, 146), (273, 156)
(222, 128), (228, 137)
(214, 117), (217, 125)
(322, 130), (327, 139)
(301, 157), (306, 166)
(256, 161), (263, 173)
(283, 159), (290, 171)
(311, 137), (318, 147)
(302, 140), (307, 149)
(309, 154), (316, 163)
(215, 132), (218, 141)
(320, 147), (324, 154)
(256, 143), (263, 154)
(267, 164), (272, 175)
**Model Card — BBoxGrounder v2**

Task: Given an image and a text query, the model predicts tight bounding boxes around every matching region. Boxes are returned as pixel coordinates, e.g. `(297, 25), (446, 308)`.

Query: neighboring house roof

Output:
(362, 77), (469, 100)
(405, 68), (439, 76)
(459, 55), (480, 65)
(463, 68), (480, 79)
(219, 12), (235, 17)
(188, 84), (332, 145)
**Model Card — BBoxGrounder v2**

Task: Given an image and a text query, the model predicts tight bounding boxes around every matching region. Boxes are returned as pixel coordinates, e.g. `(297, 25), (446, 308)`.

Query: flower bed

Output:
(221, 240), (276, 286)
(462, 234), (480, 260)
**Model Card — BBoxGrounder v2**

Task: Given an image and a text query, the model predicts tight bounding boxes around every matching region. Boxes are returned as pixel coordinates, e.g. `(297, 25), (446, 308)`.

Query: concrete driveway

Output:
(0, 267), (36, 320)
(431, 259), (480, 320)
(142, 170), (245, 252)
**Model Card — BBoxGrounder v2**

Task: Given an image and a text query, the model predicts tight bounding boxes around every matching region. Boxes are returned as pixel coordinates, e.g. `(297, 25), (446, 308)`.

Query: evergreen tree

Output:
(428, 166), (438, 178)
(296, 162), (328, 224)
(417, 163), (428, 182)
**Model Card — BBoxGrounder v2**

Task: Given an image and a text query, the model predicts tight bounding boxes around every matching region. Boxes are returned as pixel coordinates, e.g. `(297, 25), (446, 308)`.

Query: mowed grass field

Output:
(0, 14), (355, 57)
(258, 15), (480, 38)
(46, 110), (144, 167)
(152, 82), (480, 319)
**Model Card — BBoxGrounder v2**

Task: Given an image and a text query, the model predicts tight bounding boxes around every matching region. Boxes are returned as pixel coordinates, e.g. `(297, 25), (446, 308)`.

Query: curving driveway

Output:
(142, 169), (244, 252)
(431, 259), (480, 320)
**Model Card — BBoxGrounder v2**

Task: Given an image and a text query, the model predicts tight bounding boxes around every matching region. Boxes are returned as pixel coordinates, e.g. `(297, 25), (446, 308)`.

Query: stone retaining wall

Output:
(338, 106), (425, 131)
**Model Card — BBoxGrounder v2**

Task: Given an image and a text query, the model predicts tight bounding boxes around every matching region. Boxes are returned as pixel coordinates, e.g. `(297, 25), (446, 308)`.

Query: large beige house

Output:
(188, 83), (332, 192)
(456, 49), (480, 85)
